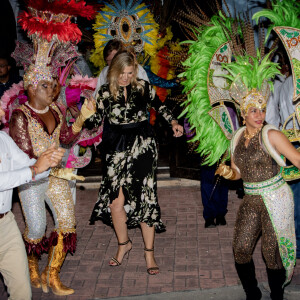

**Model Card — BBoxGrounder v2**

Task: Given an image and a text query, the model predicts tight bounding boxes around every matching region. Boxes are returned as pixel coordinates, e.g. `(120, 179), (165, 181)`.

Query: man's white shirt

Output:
(0, 131), (49, 213)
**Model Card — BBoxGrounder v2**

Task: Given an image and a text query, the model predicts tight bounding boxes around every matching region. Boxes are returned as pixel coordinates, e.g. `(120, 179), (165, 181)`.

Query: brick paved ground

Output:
(0, 181), (300, 300)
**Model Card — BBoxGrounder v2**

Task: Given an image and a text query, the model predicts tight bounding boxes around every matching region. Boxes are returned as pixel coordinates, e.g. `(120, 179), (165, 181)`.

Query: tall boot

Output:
(27, 253), (41, 288)
(266, 268), (286, 300)
(235, 260), (262, 300)
(41, 232), (74, 296)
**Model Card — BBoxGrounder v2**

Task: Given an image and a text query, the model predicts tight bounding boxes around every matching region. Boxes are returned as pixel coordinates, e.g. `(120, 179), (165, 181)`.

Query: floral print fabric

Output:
(89, 80), (174, 232)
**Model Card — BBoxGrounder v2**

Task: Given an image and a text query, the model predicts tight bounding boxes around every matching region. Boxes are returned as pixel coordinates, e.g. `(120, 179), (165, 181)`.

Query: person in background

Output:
(200, 162), (228, 228)
(0, 105), (65, 300)
(0, 55), (22, 98)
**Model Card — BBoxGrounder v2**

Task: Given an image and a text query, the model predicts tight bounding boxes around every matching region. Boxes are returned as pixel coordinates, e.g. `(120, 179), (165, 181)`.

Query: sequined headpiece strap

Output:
(17, 0), (96, 89)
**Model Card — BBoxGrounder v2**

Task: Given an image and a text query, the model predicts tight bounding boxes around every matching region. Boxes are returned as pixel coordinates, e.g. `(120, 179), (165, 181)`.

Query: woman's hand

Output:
(86, 96), (96, 112)
(72, 98), (96, 133)
(215, 163), (231, 177)
(171, 120), (184, 138)
(215, 163), (239, 180)
(50, 167), (85, 181)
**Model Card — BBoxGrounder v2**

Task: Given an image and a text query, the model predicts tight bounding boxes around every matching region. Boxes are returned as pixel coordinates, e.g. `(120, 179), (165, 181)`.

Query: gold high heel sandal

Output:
(144, 248), (159, 275)
(109, 239), (132, 266)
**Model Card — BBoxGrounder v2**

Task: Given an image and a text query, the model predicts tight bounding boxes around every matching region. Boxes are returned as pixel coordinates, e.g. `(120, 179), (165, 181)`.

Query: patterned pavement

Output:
(0, 178), (300, 300)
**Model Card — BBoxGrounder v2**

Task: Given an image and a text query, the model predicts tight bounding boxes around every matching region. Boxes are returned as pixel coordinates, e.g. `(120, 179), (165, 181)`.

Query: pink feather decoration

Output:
(69, 75), (97, 99)
(69, 75), (97, 91)
(65, 86), (81, 108)
(1, 81), (26, 124)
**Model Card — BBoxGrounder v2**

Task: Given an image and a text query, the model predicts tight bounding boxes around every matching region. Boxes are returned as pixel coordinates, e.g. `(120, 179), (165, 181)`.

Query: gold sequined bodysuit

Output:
(233, 133), (282, 269)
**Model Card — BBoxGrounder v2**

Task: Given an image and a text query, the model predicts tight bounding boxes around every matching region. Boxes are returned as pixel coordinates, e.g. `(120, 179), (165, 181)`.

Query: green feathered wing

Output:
(179, 15), (236, 165)
(253, 0), (300, 40)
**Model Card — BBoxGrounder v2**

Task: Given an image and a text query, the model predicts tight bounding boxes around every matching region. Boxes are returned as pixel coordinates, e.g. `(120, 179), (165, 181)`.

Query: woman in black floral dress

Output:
(88, 50), (183, 275)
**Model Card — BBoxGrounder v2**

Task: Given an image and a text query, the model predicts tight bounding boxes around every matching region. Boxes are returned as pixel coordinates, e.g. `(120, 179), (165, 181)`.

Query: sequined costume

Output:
(89, 80), (175, 232)
(232, 125), (296, 283)
(9, 102), (77, 254)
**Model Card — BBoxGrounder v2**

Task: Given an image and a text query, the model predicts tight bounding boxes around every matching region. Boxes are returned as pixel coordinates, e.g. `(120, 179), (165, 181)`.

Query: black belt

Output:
(0, 212), (8, 219)
(102, 120), (154, 153)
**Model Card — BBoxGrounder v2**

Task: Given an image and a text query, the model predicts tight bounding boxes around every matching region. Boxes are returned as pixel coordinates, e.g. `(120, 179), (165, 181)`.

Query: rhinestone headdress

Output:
(229, 79), (270, 115)
(17, 0), (95, 89)
(221, 51), (280, 116)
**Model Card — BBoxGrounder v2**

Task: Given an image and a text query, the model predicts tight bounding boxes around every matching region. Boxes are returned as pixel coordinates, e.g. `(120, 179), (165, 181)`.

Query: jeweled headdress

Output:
(17, 0), (95, 89)
(221, 51), (280, 116)
(90, 0), (159, 72)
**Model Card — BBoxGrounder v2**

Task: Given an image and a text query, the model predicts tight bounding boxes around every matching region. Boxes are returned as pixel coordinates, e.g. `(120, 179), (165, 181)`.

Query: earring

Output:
(242, 120), (245, 125)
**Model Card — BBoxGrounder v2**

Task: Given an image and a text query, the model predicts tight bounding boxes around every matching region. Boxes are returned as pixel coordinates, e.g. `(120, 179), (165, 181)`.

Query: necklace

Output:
(26, 102), (49, 114)
(244, 128), (261, 140)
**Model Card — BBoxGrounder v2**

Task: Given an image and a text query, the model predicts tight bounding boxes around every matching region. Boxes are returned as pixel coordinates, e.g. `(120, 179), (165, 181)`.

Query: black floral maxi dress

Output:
(88, 79), (175, 232)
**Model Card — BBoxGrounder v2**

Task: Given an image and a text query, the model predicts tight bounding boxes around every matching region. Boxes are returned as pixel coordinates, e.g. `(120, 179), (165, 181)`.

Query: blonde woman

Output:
(88, 50), (183, 275)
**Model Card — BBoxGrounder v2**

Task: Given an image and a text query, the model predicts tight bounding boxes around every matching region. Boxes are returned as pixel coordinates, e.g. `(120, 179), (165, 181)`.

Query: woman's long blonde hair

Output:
(107, 50), (142, 100)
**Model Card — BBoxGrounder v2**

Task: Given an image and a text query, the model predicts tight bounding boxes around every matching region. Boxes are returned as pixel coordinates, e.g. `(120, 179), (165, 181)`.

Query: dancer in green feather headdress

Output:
(214, 8), (299, 298)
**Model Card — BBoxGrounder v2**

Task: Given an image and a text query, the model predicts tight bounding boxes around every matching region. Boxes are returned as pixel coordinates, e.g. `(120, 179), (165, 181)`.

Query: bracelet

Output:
(29, 166), (38, 181)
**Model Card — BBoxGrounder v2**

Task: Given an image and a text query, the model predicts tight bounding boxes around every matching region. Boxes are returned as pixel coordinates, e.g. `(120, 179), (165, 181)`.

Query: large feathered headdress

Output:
(179, 1), (281, 165)
(89, 0), (159, 72)
(221, 50), (280, 116)
(17, 0), (96, 89)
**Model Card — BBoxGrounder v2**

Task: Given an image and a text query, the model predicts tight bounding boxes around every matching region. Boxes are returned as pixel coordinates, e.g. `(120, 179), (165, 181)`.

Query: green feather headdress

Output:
(221, 50), (281, 114)
(253, 0), (300, 40)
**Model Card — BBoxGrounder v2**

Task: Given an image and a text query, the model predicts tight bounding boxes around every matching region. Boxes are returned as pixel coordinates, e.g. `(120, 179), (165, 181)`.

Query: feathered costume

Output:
(179, 0), (299, 290)
(3, 0), (96, 296)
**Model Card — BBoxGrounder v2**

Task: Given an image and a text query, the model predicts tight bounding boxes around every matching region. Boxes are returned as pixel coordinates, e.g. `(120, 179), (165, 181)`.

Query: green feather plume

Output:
(253, 0), (300, 40)
(179, 14), (238, 165)
(221, 49), (281, 93)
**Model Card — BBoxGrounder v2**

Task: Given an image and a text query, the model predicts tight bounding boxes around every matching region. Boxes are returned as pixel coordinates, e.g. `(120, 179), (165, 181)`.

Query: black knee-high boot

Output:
(235, 260), (262, 300)
(266, 268), (286, 300)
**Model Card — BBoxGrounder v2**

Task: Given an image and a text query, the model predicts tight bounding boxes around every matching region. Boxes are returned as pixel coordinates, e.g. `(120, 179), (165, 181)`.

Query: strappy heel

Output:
(144, 248), (159, 275)
(109, 239), (132, 266)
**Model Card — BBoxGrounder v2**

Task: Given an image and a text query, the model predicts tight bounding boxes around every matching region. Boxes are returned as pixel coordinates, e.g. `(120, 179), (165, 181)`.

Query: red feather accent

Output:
(156, 46), (170, 103)
(24, 0), (96, 19)
(48, 231), (77, 254)
(48, 231), (59, 247)
(24, 236), (49, 257)
(149, 108), (157, 126)
(19, 11), (82, 43)
(62, 232), (77, 254)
